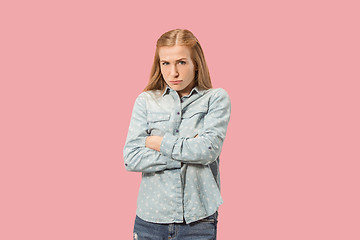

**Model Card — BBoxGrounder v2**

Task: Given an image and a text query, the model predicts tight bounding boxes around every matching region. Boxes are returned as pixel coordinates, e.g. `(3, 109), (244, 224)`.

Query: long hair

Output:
(143, 29), (213, 92)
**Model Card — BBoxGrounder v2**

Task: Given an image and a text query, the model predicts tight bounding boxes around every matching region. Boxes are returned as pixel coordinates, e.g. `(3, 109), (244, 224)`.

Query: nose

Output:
(170, 64), (179, 78)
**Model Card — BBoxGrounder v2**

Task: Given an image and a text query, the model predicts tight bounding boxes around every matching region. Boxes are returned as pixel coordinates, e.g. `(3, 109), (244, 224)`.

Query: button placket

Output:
(174, 108), (181, 134)
(169, 90), (182, 135)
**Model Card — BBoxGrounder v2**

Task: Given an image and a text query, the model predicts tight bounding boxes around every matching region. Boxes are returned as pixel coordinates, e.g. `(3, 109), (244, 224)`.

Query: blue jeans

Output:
(133, 212), (218, 240)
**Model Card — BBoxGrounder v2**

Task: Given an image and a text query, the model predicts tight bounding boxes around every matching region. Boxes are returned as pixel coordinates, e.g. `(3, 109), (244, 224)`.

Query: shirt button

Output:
(208, 147), (212, 150)
(181, 99), (184, 103)
(177, 112), (180, 115)
(176, 129), (179, 133)
(125, 163), (128, 166)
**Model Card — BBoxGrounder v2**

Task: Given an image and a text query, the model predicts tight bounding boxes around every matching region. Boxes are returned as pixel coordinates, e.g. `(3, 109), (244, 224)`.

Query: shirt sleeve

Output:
(159, 88), (231, 165)
(123, 92), (180, 172)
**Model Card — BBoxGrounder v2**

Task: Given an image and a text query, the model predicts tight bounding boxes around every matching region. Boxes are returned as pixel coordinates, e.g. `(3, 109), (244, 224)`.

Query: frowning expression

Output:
(159, 45), (196, 97)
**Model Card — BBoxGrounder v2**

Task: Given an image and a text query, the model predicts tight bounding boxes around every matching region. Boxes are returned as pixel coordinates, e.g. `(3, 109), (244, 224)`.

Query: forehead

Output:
(158, 45), (192, 61)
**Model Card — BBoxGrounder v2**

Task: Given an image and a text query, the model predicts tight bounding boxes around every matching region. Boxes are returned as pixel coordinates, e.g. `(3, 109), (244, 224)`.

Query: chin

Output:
(171, 86), (184, 91)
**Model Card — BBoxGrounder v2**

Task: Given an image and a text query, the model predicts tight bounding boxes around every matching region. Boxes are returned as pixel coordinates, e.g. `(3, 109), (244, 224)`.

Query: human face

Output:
(159, 45), (196, 97)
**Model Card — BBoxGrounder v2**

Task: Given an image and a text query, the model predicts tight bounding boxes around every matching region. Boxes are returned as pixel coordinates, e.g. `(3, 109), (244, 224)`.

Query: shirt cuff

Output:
(160, 132), (178, 158)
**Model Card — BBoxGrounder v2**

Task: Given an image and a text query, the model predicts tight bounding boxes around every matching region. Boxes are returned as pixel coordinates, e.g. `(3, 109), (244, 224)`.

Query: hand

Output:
(145, 136), (163, 152)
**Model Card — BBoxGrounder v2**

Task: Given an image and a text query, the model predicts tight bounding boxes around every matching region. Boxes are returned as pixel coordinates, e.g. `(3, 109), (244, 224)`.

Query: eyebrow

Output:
(160, 58), (188, 62)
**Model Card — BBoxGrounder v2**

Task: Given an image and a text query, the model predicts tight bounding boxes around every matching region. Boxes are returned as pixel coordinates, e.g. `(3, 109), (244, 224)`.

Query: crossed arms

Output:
(123, 89), (231, 173)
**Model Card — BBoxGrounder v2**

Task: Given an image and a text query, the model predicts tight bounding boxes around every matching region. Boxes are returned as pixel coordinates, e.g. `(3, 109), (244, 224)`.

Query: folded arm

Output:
(123, 93), (180, 172)
(157, 89), (231, 165)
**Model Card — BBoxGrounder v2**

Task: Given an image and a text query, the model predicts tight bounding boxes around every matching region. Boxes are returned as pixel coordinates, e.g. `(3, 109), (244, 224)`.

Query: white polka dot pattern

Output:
(123, 86), (231, 224)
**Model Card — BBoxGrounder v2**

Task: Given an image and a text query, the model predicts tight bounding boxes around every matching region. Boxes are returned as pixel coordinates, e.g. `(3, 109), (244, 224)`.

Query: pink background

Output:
(1, 0), (359, 239)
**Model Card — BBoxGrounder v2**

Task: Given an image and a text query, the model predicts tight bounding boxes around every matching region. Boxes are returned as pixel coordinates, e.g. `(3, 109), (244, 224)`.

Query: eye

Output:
(161, 62), (169, 66)
(178, 61), (186, 65)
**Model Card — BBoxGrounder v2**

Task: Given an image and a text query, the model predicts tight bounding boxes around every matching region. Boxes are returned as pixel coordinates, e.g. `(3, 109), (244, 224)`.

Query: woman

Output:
(123, 29), (231, 240)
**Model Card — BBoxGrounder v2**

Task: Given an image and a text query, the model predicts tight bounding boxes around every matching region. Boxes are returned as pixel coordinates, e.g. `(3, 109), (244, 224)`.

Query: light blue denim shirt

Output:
(123, 85), (231, 224)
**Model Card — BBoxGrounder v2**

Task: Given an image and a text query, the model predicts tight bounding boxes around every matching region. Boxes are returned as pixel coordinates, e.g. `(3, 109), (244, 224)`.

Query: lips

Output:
(170, 80), (183, 84)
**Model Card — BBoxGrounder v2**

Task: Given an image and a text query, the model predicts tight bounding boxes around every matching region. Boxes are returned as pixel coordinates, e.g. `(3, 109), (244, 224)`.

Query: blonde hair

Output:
(143, 29), (213, 92)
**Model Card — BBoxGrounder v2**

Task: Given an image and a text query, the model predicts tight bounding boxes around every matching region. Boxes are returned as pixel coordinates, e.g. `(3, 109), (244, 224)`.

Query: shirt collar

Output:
(162, 85), (205, 97)
(162, 85), (171, 96)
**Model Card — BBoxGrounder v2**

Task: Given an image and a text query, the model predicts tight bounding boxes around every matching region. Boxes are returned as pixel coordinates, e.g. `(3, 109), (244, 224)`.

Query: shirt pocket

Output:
(181, 106), (208, 119)
(180, 106), (208, 134)
(147, 112), (170, 136)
